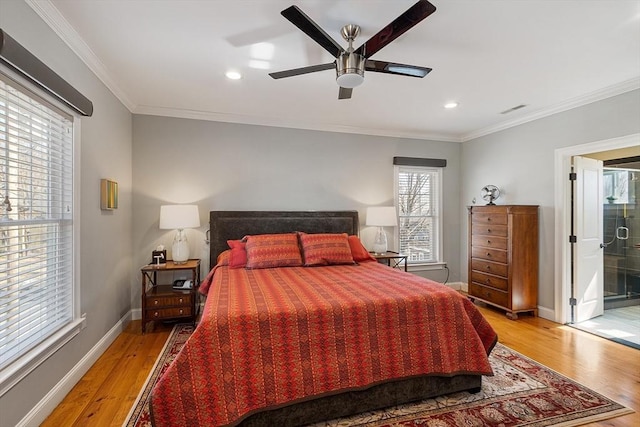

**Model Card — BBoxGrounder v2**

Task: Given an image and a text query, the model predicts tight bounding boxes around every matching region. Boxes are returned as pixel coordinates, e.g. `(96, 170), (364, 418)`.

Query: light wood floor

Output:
(42, 304), (639, 427)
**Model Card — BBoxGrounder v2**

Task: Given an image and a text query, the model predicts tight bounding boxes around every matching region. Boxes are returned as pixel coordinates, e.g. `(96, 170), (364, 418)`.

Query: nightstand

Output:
(141, 259), (200, 334)
(371, 251), (408, 271)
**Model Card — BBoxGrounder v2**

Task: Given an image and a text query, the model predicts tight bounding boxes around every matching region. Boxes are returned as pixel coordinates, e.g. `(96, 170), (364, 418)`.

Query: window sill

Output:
(407, 262), (447, 272)
(0, 318), (83, 397)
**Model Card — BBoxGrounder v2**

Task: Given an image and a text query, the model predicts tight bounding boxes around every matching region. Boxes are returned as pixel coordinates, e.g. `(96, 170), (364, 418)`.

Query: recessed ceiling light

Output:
(444, 102), (458, 109)
(225, 70), (242, 80)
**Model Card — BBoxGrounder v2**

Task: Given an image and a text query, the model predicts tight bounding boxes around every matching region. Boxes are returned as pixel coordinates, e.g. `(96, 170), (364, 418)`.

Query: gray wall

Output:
(461, 89), (640, 310)
(0, 1), (133, 425)
(132, 115), (460, 296)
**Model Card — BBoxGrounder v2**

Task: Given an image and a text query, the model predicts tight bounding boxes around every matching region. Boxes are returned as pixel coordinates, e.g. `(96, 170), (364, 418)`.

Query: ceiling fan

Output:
(269, 0), (437, 100)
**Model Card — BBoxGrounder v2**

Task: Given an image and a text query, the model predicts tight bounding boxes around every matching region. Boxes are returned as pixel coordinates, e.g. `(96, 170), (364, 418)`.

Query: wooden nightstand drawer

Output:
(469, 282), (509, 308)
(146, 294), (192, 307)
(470, 270), (508, 291)
(471, 246), (508, 263)
(471, 223), (508, 237)
(471, 258), (508, 277)
(471, 212), (507, 225)
(147, 306), (192, 320)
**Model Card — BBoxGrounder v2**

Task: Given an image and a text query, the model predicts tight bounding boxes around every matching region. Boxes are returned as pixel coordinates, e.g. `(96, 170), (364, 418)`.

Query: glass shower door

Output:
(603, 167), (640, 309)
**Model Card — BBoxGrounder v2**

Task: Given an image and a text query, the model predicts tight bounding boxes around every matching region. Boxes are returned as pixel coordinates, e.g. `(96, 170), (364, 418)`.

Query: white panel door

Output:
(573, 156), (604, 322)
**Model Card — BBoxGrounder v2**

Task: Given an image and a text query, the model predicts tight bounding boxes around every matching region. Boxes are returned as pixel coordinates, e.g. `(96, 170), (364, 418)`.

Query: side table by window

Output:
(371, 251), (408, 271)
(141, 259), (200, 333)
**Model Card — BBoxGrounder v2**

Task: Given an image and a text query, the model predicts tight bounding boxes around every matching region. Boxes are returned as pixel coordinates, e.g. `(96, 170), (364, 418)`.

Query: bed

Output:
(150, 210), (497, 427)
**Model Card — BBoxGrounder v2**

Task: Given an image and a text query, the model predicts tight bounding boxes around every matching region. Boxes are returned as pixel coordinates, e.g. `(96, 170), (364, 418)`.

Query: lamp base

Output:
(172, 229), (190, 264)
(372, 226), (388, 255)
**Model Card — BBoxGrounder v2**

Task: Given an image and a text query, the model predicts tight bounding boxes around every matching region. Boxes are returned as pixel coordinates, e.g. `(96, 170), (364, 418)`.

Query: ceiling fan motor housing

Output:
(336, 52), (365, 88)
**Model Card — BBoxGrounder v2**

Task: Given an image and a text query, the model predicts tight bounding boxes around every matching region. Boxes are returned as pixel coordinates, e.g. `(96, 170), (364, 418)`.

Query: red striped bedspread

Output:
(150, 261), (497, 427)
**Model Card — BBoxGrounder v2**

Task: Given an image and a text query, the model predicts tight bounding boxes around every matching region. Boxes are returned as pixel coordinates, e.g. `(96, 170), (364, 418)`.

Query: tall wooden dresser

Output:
(468, 205), (539, 319)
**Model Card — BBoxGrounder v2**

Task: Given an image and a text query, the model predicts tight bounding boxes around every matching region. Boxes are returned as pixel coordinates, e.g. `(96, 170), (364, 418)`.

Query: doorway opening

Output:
(571, 155), (640, 348)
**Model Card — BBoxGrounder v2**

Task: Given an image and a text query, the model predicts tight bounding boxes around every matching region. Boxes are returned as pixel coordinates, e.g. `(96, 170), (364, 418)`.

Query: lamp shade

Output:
(159, 205), (200, 230)
(366, 206), (398, 227)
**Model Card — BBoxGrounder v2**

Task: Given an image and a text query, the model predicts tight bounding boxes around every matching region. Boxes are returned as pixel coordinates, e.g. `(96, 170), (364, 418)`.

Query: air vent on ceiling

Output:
(500, 104), (527, 114)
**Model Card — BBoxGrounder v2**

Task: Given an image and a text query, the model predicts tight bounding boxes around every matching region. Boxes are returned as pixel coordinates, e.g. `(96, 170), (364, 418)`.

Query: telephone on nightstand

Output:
(172, 279), (193, 290)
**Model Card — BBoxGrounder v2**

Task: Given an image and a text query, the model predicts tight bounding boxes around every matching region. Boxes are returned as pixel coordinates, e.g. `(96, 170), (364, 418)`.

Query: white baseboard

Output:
(17, 310), (134, 427)
(537, 306), (555, 322)
(444, 281), (466, 292)
(131, 308), (141, 320)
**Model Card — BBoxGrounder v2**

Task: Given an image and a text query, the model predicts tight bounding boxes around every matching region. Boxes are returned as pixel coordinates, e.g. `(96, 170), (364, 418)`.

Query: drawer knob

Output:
(486, 265), (491, 270)
(486, 278), (492, 284)
(486, 253), (491, 257)
(179, 309), (183, 314)
(487, 229), (492, 233)
(487, 217), (491, 222)
(154, 300), (159, 305)
(154, 312), (159, 317)
(487, 240), (491, 244)
(179, 298), (183, 303)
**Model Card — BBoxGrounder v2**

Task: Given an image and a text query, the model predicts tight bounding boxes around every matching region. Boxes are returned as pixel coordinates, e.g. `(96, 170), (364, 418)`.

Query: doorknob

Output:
(600, 243), (607, 249)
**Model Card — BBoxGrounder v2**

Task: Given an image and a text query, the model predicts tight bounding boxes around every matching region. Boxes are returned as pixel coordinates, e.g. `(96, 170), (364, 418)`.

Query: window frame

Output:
(394, 164), (444, 270)
(0, 65), (82, 397)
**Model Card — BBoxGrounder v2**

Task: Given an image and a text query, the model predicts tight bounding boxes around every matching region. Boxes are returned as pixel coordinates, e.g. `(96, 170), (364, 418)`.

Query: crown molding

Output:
(25, 0), (136, 111)
(133, 104), (463, 142)
(27, 1), (638, 144)
(461, 77), (640, 142)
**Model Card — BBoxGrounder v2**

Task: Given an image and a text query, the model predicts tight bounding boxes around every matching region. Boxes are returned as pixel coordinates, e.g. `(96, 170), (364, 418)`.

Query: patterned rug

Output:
(124, 324), (632, 427)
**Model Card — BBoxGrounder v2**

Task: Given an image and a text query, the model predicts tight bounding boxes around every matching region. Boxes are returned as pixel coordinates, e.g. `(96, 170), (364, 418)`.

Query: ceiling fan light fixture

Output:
(336, 52), (365, 88)
(336, 72), (364, 88)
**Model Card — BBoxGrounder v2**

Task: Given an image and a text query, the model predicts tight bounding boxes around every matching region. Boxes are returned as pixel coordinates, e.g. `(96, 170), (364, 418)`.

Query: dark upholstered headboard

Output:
(209, 211), (359, 268)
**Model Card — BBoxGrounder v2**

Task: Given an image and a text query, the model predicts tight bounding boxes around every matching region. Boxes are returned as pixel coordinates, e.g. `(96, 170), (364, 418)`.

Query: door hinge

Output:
(569, 297), (577, 306)
(569, 235), (577, 243)
(569, 172), (577, 181)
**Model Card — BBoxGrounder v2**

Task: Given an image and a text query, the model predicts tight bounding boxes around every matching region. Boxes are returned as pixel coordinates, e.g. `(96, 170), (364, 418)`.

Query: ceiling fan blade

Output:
(338, 87), (353, 100)
(355, 0), (436, 58)
(281, 5), (344, 58)
(365, 59), (432, 78)
(269, 62), (336, 79)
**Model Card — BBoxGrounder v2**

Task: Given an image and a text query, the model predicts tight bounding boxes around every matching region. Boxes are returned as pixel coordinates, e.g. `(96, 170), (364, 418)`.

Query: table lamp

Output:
(159, 204), (200, 264)
(366, 206), (397, 255)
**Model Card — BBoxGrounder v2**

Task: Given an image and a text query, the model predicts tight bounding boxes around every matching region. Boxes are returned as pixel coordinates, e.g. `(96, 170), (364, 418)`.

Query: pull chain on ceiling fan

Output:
(269, 0), (437, 100)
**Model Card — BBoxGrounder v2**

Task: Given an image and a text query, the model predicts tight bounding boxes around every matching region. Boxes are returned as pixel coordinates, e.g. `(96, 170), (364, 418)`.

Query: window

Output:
(395, 165), (443, 265)
(0, 72), (79, 392)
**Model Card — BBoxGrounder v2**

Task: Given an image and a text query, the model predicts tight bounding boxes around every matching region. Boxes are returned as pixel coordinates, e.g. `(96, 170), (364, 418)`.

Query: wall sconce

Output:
(100, 179), (118, 210)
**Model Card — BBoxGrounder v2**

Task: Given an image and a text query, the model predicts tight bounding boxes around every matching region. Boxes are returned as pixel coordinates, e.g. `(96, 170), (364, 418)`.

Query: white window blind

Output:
(395, 166), (442, 264)
(0, 75), (74, 370)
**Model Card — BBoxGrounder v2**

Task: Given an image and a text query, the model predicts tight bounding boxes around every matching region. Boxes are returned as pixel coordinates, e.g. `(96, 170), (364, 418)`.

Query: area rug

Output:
(124, 324), (632, 427)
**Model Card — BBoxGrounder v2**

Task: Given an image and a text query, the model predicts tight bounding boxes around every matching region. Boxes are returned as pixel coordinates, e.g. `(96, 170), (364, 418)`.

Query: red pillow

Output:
(348, 235), (376, 262)
(245, 233), (303, 269)
(227, 239), (247, 269)
(299, 233), (355, 266)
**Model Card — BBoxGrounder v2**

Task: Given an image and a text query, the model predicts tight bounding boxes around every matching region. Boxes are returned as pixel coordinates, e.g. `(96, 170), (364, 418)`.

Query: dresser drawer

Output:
(470, 270), (508, 291)
(471, 223), (508, 237)
(471, 246), (508, 263)
(146, 307), (192, 320)
(471, 234), (507, 250)
(471, 258), (508, 277)
(146, 294), (192, 308)
(469, 282), (509, 308)
(472, 212), (507, 225)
